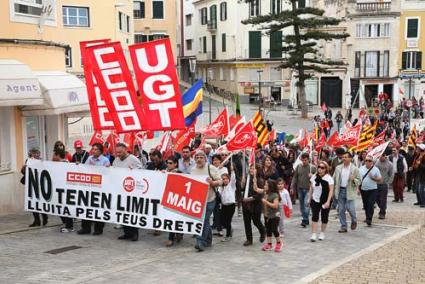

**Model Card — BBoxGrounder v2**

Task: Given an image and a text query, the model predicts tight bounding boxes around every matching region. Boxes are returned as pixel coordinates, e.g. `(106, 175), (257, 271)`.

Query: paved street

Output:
(1, 191), (423, 284)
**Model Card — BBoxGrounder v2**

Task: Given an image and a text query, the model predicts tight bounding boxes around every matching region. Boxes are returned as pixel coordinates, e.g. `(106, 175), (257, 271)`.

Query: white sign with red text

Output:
(25, 160), (209, 235)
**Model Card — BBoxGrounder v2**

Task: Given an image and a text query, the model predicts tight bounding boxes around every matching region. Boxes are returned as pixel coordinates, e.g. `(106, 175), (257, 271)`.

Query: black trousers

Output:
(212, 197), (222, 231)
(406, 171), (414, 192)
(81, 220), (104, 233)
(221, 204), (235, 237)
(361, 189), (378, 222)
(123, 226), (138, 237)
(310, 200), (330, 224)
(242, 202), (265, 242)
(265, 217), (280, 238)
(168, 232), (183, 241)
(60, 217), (73, 229)
(33, 212), (48, 224)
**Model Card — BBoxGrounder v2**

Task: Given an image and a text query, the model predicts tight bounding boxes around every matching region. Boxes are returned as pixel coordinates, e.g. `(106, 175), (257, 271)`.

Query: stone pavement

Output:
(1, 190), (423, 283)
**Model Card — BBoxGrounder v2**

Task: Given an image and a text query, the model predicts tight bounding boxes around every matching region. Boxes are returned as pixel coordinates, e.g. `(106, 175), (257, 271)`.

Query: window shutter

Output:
(249, 31), (261, 58)
(416, 52), (422, 70)
(402, 52), (407, 70)
(222, 33), (226, 52)
(153, 1), (164, 19)
(269, 31), (282, 58)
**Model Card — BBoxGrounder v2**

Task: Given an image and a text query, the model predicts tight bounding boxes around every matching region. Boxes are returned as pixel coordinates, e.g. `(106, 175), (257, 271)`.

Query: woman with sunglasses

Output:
(163, 156), (184, 247)
(308, 161), (334, 242)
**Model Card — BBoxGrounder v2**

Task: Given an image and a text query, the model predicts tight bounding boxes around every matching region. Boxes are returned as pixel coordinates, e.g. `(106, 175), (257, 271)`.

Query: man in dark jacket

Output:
(71, 140), (89, 164)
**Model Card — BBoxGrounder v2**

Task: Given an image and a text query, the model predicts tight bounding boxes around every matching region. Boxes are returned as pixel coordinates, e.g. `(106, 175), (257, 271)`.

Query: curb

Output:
(296, 224), (422, 284)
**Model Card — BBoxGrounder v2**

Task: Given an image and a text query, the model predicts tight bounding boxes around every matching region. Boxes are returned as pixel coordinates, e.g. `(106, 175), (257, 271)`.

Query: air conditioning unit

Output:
(406, 39), (418, 48)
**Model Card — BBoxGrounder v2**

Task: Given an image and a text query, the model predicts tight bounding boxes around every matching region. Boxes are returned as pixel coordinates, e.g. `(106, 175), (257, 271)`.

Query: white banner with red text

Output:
(25, 160), (209, 235)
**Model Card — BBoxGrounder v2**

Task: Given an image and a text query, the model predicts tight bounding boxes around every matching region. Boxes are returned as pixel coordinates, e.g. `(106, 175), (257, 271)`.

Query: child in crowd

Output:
(277, 178), (292, 236)
(261, 180), (282, 252)
(218, 167), (236, 241)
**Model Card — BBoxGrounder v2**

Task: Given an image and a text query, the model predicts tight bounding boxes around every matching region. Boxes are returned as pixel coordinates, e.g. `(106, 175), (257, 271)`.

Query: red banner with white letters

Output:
(129, 38), (185, 131)
(80, 39), (115, 130)
(84, 42), (147, 133)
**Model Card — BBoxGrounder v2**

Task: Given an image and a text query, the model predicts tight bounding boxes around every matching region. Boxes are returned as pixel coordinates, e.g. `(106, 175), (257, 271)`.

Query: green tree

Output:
(242, 0), (349, 118)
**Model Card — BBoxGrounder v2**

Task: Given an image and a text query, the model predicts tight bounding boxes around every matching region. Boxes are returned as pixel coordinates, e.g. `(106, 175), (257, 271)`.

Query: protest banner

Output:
(85, 41), (146, 133)
(80, 39), (115, 130)
(25, 160), (209, 235)
(129, 38), (185, 130)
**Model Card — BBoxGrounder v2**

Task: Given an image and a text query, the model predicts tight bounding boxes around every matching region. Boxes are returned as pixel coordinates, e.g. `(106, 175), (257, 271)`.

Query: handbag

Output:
(283, 204), (292, 218)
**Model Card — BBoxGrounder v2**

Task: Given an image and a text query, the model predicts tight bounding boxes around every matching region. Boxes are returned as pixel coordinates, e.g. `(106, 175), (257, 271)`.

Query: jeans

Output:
(196, 200), (216, 248)
(297, 188), (310, 225)
(361, 189), (378, 222)
(337, 187), (357, 229)
(376, 184), (388, 216)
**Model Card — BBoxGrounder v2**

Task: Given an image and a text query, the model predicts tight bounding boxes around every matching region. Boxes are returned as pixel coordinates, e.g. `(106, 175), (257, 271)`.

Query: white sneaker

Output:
(310, 233), (317, 242)
(318, 232), (325, 240)
(60, 227), (74, 233)
(114, 225), (122, 229)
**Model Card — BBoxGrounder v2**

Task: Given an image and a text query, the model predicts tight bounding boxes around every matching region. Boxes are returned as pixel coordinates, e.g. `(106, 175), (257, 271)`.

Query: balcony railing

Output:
(207, 19), (217, 31)
(356, 2), (391, 12)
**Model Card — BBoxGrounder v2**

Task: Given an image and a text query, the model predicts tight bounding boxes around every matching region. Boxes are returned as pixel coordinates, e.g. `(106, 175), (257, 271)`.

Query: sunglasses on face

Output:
(167, 161), (175, 164)
(318, 166), (326, 169)
(365, 160), (373, 162)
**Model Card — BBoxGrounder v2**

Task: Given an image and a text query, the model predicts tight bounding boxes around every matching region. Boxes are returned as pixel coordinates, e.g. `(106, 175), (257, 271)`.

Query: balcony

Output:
(207, 19), (217, 31)
(356, 1), (391, 12)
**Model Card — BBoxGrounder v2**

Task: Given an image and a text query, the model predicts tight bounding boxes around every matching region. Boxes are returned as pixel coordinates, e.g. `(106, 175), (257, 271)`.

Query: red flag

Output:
(145, 130), (154, 139)
(226, 116), (246, 140)
(315, 131), (327, 152)
(321, 102), (327, 112)
(89, 130), (104, 146)
(333, 123), (362, 147)
(174, 126), (196, 152)
(327, 131), (340, 147)
(374, 129), (386, 144)
(80, 39), (114, 130)
(267, 129), (277, 144)
(299, 128), (309, 149)
(417, 133), (424, 143)
(129, 38), (185, 130)
(84, 41), (146, 133)
(201, 108), (229, 137)
(106, 130), (120, 154)
(221, 122), (257, 152)
(123, 132), (135, 151)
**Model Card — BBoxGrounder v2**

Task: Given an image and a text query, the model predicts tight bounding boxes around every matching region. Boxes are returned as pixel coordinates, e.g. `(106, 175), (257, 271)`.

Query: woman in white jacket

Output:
(218, 167), (236, 241)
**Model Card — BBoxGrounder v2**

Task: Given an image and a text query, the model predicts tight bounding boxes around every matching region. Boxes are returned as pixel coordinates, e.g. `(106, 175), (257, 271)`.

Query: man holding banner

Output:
(113, 143), (143, 241)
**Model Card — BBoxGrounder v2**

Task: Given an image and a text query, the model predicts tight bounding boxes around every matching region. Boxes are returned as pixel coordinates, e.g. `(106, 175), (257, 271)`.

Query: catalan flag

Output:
(252, 111), (269, 146)
(182, 79), (203, 127)
(408, 124), (417, 148)
(356, 121), (377, 152)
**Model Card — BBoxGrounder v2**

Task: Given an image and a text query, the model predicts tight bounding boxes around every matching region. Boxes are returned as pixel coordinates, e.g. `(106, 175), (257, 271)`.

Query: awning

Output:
(0, 59), (43, 106)
(21, 71), (89, 116)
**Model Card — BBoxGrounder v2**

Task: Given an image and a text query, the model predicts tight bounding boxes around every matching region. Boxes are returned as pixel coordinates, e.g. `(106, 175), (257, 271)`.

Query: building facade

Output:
(0, 0), (133, 214)
(133, 0), (178, 62)
(346, 0), (401, 107)
(398, 0), (425, 100)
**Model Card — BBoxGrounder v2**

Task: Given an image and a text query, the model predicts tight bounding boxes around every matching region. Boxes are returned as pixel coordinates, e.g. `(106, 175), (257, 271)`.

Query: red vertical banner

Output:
(129, 38), (185, 130)
(84, 42), (147, 133)
(80, 39), (115, 130)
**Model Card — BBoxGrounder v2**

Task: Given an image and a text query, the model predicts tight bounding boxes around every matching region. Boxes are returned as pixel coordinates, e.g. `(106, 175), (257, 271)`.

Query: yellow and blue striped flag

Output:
(182, 79), (203, 126)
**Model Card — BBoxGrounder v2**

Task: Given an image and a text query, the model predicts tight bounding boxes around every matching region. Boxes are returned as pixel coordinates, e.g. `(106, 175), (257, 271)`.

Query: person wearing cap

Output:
(389, 147), (408, 202)
(375, 149), (394, 219)
(71, 140), (89, 164)
(204, 144), (214, 164)
(359, 155), (382, 226)
(190, 150), (222, 252)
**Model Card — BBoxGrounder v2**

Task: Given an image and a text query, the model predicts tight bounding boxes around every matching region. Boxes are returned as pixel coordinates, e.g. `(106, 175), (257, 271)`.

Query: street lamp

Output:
(257, 70), (263, 113)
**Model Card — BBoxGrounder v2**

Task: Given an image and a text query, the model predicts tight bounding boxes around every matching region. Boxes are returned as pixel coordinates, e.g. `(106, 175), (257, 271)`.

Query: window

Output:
(402, 51), (422, 70)
(118, 11), (123, 30)
(126, 15), (130, 32)
(200, 8), (208, 25)
(220, 2), (227, 21)
(153, 0), (164, 19)
(186, 39), (193, 50)
(199, 37), (202, 53)
(0, 107), (13, 172)
(270, 31), (282, 58)
(220, 67), (224, 80)
(186, 14), (192, 26)
(65, 47), (72, 67)
(222, 33), (226, 52)
(354, 51), (361, 77)
(298, 0), (306, 8)
(134, 33), (168, 43)
(230, 68), (235, 81)
(203, 36), (207, 53)
(249, 0), (260, 17)
(63, 6), (89, 27)
(383, 51), (389, 77)
(406, 18), (419, 38)
(133, 1), (145, 19)
(355, 23), (390, 38)
(209, 5), (217, 29)
(249, 31), (262, 58)
(270, 67), (281, 80)
(270, 0), (282, 15)
(364, 51), (379, 77)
